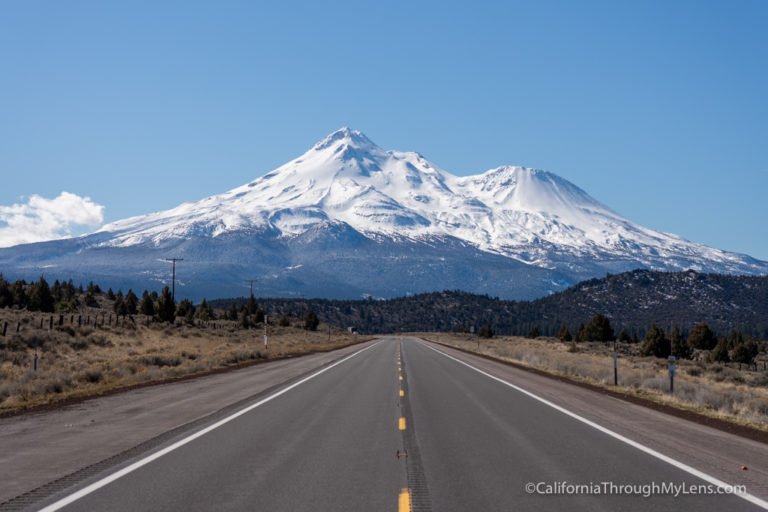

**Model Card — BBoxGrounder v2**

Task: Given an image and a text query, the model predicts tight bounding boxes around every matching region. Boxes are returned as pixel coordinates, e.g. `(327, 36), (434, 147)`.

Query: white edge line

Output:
(418, 340), (768, 511)
(37, 340), (384, 512)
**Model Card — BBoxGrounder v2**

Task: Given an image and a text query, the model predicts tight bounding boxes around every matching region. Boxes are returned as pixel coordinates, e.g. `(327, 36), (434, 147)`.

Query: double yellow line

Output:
(397, 347), (411, 512)
(398, 349), (406, 431)
(398, 488), (411, 512)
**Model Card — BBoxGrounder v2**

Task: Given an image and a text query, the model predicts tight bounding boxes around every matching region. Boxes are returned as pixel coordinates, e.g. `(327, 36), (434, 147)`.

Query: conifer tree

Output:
(710, 338), (730, 363)
(29, 277), (55, 312)
(140, 290), (155, 316)
(556, 325), (572, 342)
(304, 310), (320, 331)
(581, 314), (614, 342)
(125, 289), (138, 315)
(669, 325), (691, 359)
(640, 324), (671, 358)
(157, 286), (176, 322)
(688, 323), (717, 351)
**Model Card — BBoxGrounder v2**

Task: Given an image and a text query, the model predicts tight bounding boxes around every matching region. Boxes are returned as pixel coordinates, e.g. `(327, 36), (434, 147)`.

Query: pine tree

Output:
(254, 308), (265, 324)
(125, 289), (138, 315)
(640, 324), (671, 358)
(245, 294), (258, 315)
(0, 276), (13, 308)
(688, 323), (717, 351)
(140, 291), (155, 316)
(669, 325), (691, 359)
(710, 338), (730, 363)
(157, 286), (176, 322)
(12, 280), (28, 308)
(479, 325), (495, 338)
(527, 326), (541, 339)
(29, 277), (55, 312)
(176, 299), (194, 318)
(113, 294), (127, 316)
(575, 323), (586, 342)
(304, 310), (320, 331)
(106, 288), (115, 300)
(240, 310), (251, 329)
(84, 291), (99, 307)
(726, 330), (744, 350)
(730, 338), (759, 364)
(184, 304), (195, 324)
(556, 325), (572, 342)
(195, 298), (211, 321)
(63, 279), (77, 300)
(51, 280), (62, 302)
(581, 314), (614, 342)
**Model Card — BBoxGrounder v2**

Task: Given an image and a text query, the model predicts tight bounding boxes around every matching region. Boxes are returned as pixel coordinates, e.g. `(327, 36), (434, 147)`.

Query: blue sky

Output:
(1, 1), (767, 258)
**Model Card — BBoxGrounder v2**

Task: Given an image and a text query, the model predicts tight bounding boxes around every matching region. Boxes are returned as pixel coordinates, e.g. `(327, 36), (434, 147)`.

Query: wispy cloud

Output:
(0, 192), (105, 248)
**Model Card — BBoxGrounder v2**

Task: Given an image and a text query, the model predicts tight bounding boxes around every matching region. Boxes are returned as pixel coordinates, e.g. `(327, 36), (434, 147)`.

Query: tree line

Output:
(544, 313), (761, 365)
(2, 275), (764, 363)
(0, 275), (322, 331)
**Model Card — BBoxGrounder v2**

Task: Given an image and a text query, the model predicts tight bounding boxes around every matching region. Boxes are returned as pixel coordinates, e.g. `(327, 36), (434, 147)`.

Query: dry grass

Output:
(419, 333), (768, 432)
(0, 309), (369, 412)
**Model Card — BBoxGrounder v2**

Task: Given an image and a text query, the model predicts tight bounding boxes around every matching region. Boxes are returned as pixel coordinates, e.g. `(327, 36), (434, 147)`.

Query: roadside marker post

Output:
(613, 340), (618, 386)
(668, 355), (676, 393)
(263, 315), (268, 349)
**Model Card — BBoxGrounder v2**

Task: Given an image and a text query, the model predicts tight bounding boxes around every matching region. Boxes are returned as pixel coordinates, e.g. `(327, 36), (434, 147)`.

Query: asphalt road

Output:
(11, 337), (768, 511)
(0, 339), (382, 503)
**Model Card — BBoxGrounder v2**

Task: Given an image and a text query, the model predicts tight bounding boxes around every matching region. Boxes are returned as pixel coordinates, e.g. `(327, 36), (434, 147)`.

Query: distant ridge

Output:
(211, 270), (768, 338)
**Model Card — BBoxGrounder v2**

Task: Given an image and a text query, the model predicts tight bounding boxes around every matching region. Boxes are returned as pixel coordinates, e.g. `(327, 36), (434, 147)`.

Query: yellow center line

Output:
(399, 389), (405, 397)
(398, 488), (411, 512)
(399, 376), (403, 381)
(399, 417), (407, 430)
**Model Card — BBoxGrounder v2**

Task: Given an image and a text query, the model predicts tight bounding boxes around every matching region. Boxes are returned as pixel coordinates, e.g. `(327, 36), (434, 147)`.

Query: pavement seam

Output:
(399, 342), (433, 512)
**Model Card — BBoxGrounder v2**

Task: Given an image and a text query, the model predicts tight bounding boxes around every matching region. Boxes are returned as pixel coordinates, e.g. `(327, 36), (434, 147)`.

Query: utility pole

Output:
(165, 258), (184, 302)
(245, 279), (257, 297)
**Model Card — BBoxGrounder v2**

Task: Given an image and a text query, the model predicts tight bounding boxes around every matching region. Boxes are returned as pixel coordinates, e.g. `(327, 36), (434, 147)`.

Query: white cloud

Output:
(0, 192), (105, 248)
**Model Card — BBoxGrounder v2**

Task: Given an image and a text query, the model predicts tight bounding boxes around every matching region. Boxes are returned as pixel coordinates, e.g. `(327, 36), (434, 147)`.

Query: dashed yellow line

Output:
(399, 389), (405, 397)
(399, 417), (407, 430)
(398, 488), (411, 512)
(399, 376), (404, 381)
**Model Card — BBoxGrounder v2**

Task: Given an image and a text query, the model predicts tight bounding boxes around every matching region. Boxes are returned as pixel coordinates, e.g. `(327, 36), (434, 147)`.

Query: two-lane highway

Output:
(12, 337), (768, 511)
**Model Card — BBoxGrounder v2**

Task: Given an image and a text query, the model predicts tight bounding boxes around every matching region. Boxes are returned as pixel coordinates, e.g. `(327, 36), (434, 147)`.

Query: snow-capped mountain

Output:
(1, 128), (766, 300)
